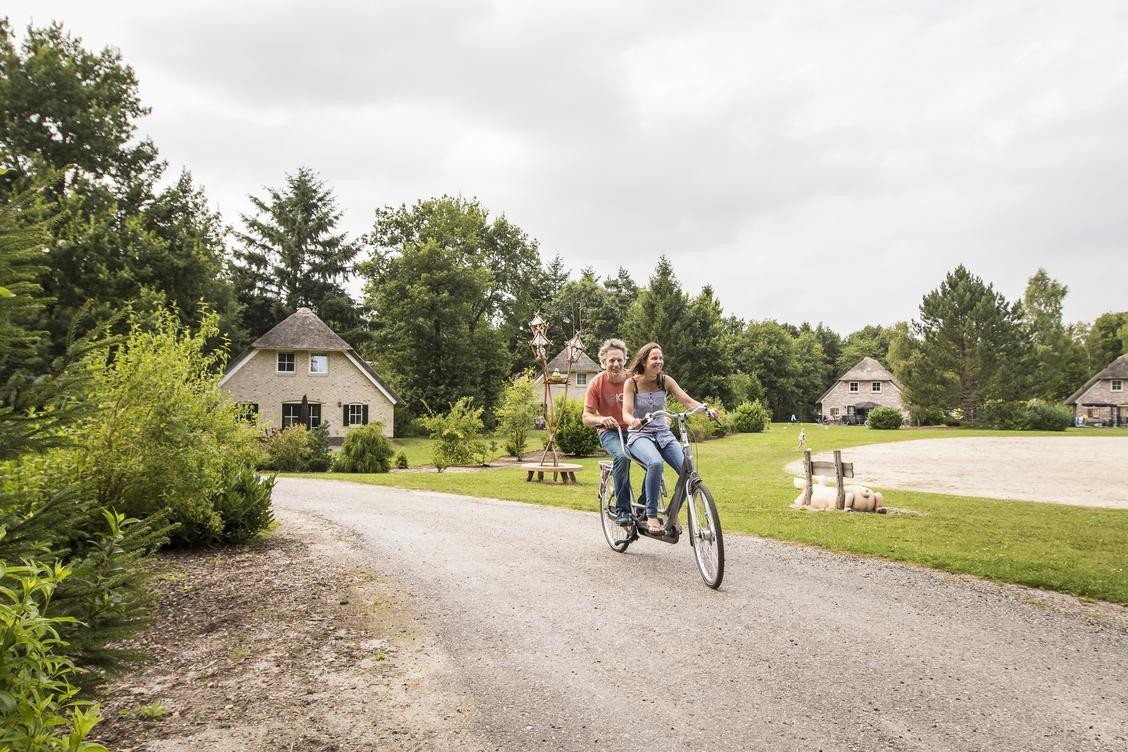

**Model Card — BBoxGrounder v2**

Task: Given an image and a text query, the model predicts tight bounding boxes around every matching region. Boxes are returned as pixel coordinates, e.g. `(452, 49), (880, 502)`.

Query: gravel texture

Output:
(92, 510), (489, 752)
(784, 435), (1128, 508)
(259, 477), (1128, 752)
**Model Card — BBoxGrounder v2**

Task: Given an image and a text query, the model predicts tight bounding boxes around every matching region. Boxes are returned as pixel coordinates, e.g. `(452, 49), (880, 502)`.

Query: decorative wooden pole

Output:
(803, 449), (813, 506)
(834, 450), (846, 510)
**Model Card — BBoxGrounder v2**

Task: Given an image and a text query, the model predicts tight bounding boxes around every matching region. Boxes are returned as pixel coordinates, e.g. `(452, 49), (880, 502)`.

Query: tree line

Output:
(3, 18), (1127, 433)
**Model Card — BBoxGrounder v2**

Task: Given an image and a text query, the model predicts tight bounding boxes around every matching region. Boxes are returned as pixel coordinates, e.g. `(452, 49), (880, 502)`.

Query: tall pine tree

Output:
(903, 265), (1026, 422)
(232, 167), (361, 342)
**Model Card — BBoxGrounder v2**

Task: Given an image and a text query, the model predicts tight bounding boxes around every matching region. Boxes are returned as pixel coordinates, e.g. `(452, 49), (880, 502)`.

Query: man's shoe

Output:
(615, 511), (631, 526)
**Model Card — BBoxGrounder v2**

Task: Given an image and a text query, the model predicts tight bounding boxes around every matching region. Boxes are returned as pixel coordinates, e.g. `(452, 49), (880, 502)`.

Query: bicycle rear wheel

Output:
(599, 471), (631, 553)
(686, 482), (724, 588)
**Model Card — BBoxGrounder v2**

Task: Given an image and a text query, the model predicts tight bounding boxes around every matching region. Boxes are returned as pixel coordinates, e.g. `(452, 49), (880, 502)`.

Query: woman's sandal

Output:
(646, 518), (664, 534)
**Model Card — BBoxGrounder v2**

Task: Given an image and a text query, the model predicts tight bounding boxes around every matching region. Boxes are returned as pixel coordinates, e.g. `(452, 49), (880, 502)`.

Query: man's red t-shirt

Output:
(584, 371), (629, 433)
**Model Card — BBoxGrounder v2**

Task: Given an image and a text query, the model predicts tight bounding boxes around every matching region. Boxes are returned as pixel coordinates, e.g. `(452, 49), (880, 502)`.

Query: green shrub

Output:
(730, 401), (771, 433)
(305, 423), (333, 472)
(1022, 400), (1073, 431)
(335, 423), (394, 473)
(664, 394), (726, 441)
(553, 396), (599, 456)
(261, 425), (313, 472)
(692, 398), (727, 441)
(0, 561), (108, 752)
(50, 510), (164, 676)
(975, 400), (1072, 431)
(79, 307), (264, 546)
(394, 451), (408, 469)
(421, 398), (489, 472)
(2, 456), (164, 681)
(866, 406), (904, 430)
(206, 467), (275, 545)
(975, 400), (1024, 430)
(496, 371), (540, 458)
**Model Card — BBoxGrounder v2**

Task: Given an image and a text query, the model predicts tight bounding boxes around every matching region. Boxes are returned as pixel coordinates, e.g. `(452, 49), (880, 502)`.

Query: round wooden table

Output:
(521, 462), (583, 484)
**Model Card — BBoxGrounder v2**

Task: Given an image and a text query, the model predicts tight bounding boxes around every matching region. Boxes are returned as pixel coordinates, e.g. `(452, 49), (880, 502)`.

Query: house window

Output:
(871, 381), (882, 393)
(282, 402), (321, 428)
(830, 407), (839, 417)
(277, 352), (295, 372)
(1113, 379), (1123, 392)
(576, 373), (588, 386)
(344, 403), (368, 426)
(309, 354), (328, 374)
(849, 382), (859, 393)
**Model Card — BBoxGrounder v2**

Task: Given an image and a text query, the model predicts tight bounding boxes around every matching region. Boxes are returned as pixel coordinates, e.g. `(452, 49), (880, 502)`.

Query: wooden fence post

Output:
(803, 449), (813, 505)
(834, 450), (846, 510)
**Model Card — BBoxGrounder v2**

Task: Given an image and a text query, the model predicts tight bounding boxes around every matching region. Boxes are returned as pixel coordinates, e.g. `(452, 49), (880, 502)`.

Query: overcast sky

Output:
(8, 1), (1128, 334)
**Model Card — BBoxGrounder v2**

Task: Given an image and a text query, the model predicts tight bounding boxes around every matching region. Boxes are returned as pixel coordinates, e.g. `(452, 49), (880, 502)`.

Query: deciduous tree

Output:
(361, 196), (541, 422)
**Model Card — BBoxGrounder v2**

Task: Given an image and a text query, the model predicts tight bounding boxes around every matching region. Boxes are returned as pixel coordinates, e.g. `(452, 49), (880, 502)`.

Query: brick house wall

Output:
(222, 349), (395, 438)
(545, 370), (596, 404)
(1071, 379), (1126, 423)
(820, 379), (907, 419)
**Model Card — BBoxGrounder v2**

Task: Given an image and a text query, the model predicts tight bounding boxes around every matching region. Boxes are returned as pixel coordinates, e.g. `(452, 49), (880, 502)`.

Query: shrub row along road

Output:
(274, 477), (1127, 752)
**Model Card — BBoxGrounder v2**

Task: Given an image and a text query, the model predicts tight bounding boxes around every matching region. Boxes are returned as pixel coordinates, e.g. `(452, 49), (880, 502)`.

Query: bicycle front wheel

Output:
(686, 482), (724, 588)
(599, 475), (631, 553)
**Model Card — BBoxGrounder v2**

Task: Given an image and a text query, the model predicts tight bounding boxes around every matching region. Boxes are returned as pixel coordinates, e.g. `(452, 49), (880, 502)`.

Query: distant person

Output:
(622, 342), (717, 534)
(797, 428), (807, 450)
(582, 339), (633, 525)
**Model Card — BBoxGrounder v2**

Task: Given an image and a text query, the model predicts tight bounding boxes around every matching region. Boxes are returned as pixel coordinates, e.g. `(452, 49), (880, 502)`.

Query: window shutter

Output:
(362, 405), (369, 425)
(343, 404), (350, 426)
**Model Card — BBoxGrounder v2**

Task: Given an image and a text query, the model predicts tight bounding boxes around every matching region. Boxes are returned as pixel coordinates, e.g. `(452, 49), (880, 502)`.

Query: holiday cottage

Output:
(220, 307), (400, 439)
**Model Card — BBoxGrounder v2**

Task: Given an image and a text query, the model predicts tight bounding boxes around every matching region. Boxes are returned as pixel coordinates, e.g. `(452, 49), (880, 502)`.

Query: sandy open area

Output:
(786, 435), (1128, 509)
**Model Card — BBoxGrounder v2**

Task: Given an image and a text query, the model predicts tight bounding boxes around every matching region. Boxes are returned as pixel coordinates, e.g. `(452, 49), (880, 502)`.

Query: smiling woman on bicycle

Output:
(621, 341), (717, 534)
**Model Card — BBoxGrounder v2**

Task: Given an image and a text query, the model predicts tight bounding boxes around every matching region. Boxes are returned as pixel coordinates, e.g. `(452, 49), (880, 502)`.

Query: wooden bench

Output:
(801, 449), (854, 510)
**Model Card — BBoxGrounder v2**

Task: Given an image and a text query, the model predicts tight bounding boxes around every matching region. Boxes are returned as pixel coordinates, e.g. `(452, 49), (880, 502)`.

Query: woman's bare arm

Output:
(622, 378), (640, 428)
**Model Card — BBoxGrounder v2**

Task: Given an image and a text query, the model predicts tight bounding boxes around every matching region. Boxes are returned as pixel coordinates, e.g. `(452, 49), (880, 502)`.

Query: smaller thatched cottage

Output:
(536, 347), (601, 406)
(817, 356), (907, 424)
(1064, 354), (1127, 427)
(220, 307), (401, 439)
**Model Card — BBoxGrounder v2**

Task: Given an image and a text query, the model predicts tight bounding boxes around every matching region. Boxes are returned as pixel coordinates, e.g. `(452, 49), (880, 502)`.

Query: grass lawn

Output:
(306, 425), (1128, 604)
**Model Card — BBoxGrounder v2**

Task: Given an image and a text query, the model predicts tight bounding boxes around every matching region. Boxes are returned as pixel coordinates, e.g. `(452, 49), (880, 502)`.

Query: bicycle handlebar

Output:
(638, 403), (719, 427)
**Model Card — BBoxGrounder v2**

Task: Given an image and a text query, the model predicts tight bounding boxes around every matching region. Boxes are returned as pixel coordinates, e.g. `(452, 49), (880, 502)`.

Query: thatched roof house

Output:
(220, 308), (401, 438)
(537, 347), (601, 405)
(1064, 353), (1128, 427)
(817, 356), (906, 423)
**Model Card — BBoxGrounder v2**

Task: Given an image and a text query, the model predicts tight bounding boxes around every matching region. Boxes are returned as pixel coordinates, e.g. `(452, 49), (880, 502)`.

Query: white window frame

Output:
(347, 404), (364, 425)
(849, 381), (859, 393)
(576, 373), (588, 386)
(309, 353), (329, 374)
(277, 352), (295, 373)
(871, 381), (882, 393)
(1112, 379), (1123, 392)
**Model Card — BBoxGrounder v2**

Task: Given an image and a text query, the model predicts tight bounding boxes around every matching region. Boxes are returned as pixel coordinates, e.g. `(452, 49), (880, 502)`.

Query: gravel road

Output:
(274, 477), (1127, 752)
(783, 436), (1128, 509)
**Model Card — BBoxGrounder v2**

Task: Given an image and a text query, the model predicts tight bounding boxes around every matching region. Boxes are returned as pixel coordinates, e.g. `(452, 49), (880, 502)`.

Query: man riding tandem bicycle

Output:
(584, 341), (725, 589)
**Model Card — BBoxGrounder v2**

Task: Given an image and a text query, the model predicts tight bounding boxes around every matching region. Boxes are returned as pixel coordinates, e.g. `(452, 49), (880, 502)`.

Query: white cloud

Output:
(7, 0), (1128, 332)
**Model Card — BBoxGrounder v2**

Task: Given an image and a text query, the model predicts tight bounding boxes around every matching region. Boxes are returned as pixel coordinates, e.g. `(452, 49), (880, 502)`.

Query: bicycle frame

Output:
(619, 405), (709, 542)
